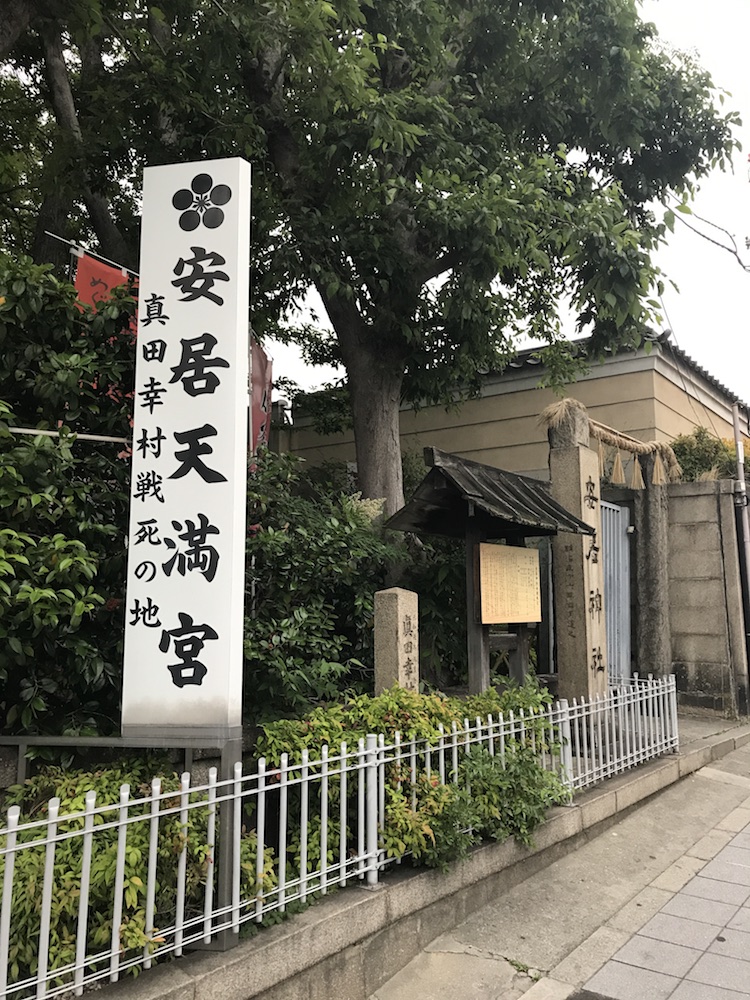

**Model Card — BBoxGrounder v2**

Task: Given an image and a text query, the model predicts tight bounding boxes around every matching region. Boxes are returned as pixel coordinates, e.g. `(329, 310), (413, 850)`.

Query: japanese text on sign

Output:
(478, 544), (542, 625)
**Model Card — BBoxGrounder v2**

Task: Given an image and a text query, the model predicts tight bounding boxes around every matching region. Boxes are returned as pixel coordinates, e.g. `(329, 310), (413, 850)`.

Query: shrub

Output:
(0, 256), (134, 735)
(244, 449), (402, 722)
(256, 681), (566, 872)
(1, 760), (274, 990)
(671, 426), (737, 481)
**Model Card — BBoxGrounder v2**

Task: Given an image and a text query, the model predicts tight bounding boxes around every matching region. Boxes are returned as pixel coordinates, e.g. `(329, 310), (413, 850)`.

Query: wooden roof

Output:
(386, 447), (594, 540)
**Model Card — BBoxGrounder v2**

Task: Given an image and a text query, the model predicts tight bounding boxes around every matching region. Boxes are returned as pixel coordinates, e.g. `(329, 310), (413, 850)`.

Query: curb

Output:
(107, 722), (750, 1000)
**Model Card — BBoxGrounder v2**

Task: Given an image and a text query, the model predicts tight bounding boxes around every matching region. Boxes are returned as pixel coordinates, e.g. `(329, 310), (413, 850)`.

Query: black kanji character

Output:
(129, 596), (161, 627)
(135, 519), (162, 545)
(163, 513), (220, 582)
(584, 477), (599, 510)
(171, 248), (229, 305)
(143, 339), (167, 363)
(159, 612), (218, 687)
(142, 293), (170, 327)
(589, 589), (603, 622)
(586, 535), (600, 564)
(169, 334), (229, 396)
(138, 377), (168, 413)
(136, 427), (166, 460)
(134, 470), (165, 503)
(169, 424), (227, 483)
(590, 647), (605, 673)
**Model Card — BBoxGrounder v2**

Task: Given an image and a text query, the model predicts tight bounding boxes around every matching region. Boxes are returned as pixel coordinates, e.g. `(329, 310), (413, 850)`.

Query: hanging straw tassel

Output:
(630, 455), (645, 489)
(651, 449), (667, 485)
(598, 439), (606, 478)
(611, 449), (626, 485)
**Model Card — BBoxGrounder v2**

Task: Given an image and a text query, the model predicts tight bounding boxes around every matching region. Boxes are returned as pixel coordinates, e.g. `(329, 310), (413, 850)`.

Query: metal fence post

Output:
(557, 699), (574, 791)
(365, 734), (379, 887)
(669, 675), (680, 751)
(214, 736), (242, 949)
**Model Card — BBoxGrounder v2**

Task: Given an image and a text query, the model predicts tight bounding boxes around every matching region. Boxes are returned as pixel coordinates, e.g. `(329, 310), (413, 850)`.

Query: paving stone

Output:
(708, 927), (750, 960)
(638, 911), (722, 950)
(731, 832), (750, 851)
(584, 960), (679, 1000)
(701, 859), (750, 886)
(728, 906), (750, 933)
(687, 952), (750, 993)
(671, 980), (750, 999)
(661, 893), (739, 927)
(716, 845), (750, 869)
(606, 887), (672, 935)
(650, 855), (706, 892)
(612, 934), (702, 977)
(681, 875), (750, 906)
(550, 926), (628, 987)
(717, 808), (750, 833)
(517, 978), (576, 999)
(686, 829), (734, 861)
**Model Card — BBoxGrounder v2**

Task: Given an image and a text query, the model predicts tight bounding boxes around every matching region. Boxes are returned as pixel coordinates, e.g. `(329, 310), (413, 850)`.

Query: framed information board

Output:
(478, 543), (541, 624)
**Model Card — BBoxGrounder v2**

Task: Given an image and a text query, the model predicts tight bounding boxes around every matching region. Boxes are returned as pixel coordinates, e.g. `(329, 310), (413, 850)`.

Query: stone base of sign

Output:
(120, 724), (243, 742)
(374, 588), (419, 694)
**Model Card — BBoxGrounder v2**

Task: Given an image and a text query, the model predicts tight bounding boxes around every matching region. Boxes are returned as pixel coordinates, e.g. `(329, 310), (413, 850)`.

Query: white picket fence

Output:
(0, 675), (678, 1000)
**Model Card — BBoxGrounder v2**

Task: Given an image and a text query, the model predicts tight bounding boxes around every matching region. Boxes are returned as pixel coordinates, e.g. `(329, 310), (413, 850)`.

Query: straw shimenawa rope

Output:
(539, 398), (682, 484)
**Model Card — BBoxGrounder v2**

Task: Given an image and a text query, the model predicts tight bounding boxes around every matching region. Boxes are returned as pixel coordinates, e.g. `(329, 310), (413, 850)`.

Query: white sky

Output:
(269, 0), (750, 401)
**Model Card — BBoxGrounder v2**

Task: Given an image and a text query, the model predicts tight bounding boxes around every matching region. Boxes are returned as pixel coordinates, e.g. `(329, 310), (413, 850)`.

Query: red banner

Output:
(251, 339), (273, 451)
(74, 253), (136, 417)
(74, 254), (130, 308)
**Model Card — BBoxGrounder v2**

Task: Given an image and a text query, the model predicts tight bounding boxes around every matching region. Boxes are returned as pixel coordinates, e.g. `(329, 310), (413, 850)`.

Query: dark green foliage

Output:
(256, 682), (566, 871)
(1, 686), (567, 986)
(1, 0), (740, 512)
(461, 744), (570, 847)
(1, 760), (273, 990)
(672, 426), (737, 481)
(0, 255), (134, 734)
(244, 450), (401, 722)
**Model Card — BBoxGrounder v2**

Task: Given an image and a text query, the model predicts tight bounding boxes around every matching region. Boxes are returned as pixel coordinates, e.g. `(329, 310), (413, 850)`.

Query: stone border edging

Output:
(106, 723), (750, 1000)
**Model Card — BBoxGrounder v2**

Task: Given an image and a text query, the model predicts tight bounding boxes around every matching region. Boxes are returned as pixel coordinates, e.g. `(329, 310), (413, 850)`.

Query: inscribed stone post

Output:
(374, 588), (419, 693)
(549, 434), (608, 702)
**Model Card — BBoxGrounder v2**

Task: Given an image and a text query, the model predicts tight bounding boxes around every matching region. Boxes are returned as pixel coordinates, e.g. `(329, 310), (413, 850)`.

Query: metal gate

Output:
(600, 500), (632, 683)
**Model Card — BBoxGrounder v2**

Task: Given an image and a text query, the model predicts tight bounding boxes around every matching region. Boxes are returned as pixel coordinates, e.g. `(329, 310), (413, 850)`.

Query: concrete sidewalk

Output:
(371, 722), (750, 1000)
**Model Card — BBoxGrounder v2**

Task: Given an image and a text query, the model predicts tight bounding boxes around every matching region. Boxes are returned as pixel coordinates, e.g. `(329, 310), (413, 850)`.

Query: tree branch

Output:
(417, 247), (462, 285)
(671, 211), (750, 272)
(41, 25), (136, 269)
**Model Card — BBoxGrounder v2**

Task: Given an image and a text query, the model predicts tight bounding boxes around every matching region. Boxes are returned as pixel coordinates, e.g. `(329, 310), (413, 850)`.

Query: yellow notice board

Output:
(478, 544), (541, 624)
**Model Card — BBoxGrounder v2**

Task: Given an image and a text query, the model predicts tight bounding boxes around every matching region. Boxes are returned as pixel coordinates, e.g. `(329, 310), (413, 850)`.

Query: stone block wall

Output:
(667, 480), (748, 714)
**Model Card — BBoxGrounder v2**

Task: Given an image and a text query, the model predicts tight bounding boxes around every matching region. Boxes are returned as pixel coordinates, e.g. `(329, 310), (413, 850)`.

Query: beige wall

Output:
(289, 347), (743, 479)
(667, 480), (748, 713)
(653, 371), (736, 443)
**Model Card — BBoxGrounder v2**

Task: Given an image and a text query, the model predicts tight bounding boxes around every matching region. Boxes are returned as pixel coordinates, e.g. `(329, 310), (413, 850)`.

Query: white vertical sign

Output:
(122, 158), (251, 739)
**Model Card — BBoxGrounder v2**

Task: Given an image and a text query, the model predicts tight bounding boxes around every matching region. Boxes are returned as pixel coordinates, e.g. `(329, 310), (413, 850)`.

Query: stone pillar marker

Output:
(634, 453), (671, 679)
(374, 588), (419, 693)
(548, 401), (608, 702)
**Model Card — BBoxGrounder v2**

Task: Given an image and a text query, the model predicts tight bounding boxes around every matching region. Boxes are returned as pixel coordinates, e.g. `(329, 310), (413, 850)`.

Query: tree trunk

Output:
(346, 345), (406, 517)
(349, 362), (405, 516)
(32, 190), (75, 275)
(0, 0), (35, 60)
(318, 286), (407, 516)
(41, 24), (137, 271)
